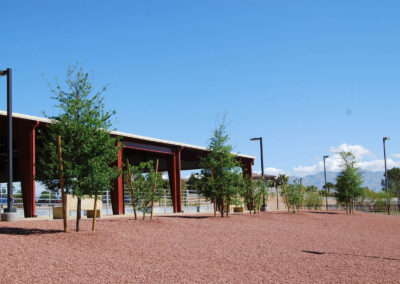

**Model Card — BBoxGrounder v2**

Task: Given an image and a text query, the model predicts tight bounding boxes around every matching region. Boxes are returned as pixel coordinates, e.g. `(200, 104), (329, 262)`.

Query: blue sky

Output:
(1, 0), (400, 177)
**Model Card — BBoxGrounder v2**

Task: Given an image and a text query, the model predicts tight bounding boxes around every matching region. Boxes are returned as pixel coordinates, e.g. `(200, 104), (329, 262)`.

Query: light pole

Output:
(383, 137), (390, 191)
(250, 137), (266, 211)
(323, 155), (329, 210)
(0, 68), (17, 221)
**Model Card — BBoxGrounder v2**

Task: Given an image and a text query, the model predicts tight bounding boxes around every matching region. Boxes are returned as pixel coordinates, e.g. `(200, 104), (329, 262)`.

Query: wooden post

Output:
(92, 192), (98, 231)
(57, 136), (67, 233)
(150, 159), (159, 221)
(126, 159), (137, 220)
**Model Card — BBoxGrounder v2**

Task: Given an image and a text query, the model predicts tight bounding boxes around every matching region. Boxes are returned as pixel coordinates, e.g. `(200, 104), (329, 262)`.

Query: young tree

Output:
(335, 151), (363, 214)
(276, 174), (290, 213)
(284, 179), (304, 213)
(304, 191), (323, 210)
(198, 118), (244, 217)
(37, 64), (121, 231)
(243, 178), (266, 214)
(127, 160), (164, 220)
(382, 167), (400, 210)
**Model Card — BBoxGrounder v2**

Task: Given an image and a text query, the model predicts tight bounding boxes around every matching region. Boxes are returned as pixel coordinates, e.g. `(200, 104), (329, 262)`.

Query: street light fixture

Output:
(0, 68), (17, 220)
(250, 137), (266, 211)
(323, 155), (329, 210)
(383, 137), (390, 190)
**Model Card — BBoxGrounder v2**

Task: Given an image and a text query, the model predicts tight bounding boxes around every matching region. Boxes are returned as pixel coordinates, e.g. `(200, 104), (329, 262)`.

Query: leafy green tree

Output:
(284, 179), (304, 213)
(375, 190), (394, 213)
(304, 185), (318, 192)
(276, 174), (290, 213)
(304, 191), (323, 209)
(381, 167), (400, 210)
(198, 117), (244, 217)
(335, 151), (363, 214)
(37, 64), (121, 231)
(128, 160), (164, 220)
(38, 190), (58, 203)
(358, 187), (376, 203)
(243, 178), (266, 214)
(323, 182), (335, 197)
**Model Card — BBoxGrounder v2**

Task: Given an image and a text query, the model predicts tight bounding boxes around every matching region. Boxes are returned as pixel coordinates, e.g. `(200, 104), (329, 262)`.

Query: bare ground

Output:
(0, 211), (399, 283)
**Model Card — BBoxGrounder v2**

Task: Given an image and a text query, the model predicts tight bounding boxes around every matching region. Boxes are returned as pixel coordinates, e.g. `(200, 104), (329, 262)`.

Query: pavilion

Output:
(0, 111), (255, 217)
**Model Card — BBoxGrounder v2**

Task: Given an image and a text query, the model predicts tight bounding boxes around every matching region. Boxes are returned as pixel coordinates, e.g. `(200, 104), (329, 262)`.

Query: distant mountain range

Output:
(289, 171), (385, 191)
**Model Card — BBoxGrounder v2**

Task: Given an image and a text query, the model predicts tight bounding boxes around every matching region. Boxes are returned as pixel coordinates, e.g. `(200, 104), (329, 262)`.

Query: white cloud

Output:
(291, 143), (399, 177)
(264, 167), (286, 176)
(253, 167), (286, 176)
(330, 143), (372, 160)
(356, 159), (400, 172)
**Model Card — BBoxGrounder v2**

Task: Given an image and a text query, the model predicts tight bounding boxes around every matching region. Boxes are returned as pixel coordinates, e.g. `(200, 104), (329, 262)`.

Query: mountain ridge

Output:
(289, 170), (384, 191)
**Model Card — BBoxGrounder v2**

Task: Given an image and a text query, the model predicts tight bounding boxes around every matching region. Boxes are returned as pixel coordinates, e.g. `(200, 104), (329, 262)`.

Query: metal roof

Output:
(0, 110), (255, 160)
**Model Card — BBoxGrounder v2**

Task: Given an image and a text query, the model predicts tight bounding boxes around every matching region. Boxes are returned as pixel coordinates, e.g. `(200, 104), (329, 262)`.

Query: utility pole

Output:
(323, 155), (329, 211)
(250, 137), (266, 211)
(1, 68), (19, 221)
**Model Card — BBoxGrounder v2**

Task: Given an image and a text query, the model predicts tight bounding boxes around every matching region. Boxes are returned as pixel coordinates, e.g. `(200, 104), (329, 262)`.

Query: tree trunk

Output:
(126, 159), (137, 220)
(213, 200), (216, 217)
(220, 199), (224, 218)
(226, 201), (229, 217)
(76, 197), (81, 232)
(92, 193), (98, 231)
(57, 136), (67, 233)
(281, 179), (290, 214)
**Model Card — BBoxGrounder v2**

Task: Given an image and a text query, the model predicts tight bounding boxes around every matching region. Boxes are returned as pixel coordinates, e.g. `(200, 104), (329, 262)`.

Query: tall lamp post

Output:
(383, 137), (390, 191)
(323, 155), (329, 210)
(250, 137), (266, 211)
(0, 68), (18, 221)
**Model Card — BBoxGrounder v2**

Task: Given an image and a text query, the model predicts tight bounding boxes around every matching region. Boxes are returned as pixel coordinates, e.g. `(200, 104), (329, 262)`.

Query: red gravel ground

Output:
(1, 211), (399, 283)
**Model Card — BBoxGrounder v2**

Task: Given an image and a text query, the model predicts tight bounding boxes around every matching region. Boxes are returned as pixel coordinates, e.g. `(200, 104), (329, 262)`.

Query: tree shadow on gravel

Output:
(309, 211), (340, 215)
(158, 215), (211, 219)
(0, 227), (63, 236)
(301, 250), (400, 261)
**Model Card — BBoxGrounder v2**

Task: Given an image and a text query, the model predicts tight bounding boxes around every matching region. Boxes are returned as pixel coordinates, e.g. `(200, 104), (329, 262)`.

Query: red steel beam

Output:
(111, 142), (124, 215)
(17, 121), (39, 217)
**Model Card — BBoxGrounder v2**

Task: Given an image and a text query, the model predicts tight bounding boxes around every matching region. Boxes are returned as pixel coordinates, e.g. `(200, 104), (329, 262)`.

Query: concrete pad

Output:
(1, 212), (20, 222)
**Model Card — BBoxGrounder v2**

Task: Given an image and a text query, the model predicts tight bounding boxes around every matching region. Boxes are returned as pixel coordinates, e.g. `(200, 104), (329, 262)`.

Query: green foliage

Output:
(304, 191), (323, 209)
(304, 185), (318, 192)
(283, 179), (304, 212)
(375, 190), (394, 211)
(358, 187), (376, 202)
(335, 151), (364, 213)
(38, 190), (58, 203)
(382, 168), (400, 207)
(198, 117), (244, 217)
(37, 64), (121, 230)
(127, 160), (164, 219)
(243, 178), (267, 213)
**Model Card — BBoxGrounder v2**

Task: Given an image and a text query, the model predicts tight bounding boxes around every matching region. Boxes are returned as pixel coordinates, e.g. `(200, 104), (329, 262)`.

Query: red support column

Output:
(242, 160), (253, 180)
(17, 121), (39, 218)
(175, 147), (183, 212)
(111, 143), (124, 215)
(167, 155), (178, 213)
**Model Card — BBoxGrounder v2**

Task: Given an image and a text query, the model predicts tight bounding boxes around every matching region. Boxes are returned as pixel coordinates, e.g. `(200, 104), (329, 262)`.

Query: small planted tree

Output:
(198, 117), (244, 217)
(284, 179), (304, 213)
(128, 160), (164, 220)
(335, 151), (363, 214)
(382, 167), (400, 211)
(276, 174), (290, 213)
(37, 64), (121, 231)
(243, 178), (267, 214)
